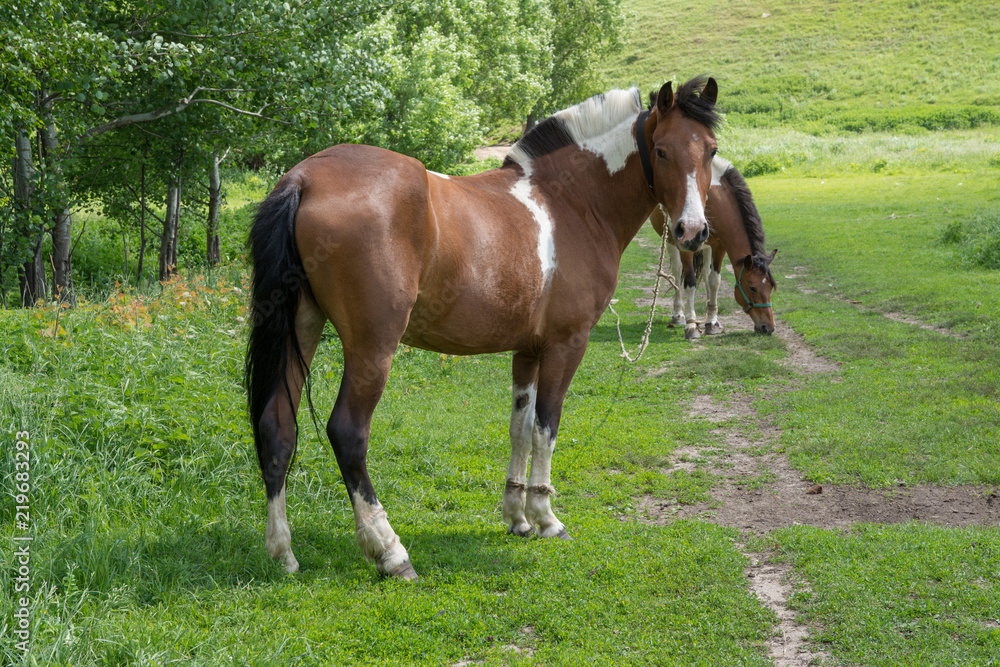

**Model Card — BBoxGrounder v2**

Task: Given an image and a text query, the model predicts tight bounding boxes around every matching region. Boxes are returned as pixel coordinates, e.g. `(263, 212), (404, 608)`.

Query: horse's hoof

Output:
(282, 554), (300, 574)
(508, 523), (533, 537)
(685, 326), (701, 340)
(667, 315), (686, 328)
(388, 560), (419, 581)
(704, 322), (723, 335)
(537, 524), (571, 539)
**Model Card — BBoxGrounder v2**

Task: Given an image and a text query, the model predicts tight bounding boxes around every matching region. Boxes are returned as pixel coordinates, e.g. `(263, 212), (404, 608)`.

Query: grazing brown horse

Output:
(245, 77), (721, 580)
(650, 156), (777, 338)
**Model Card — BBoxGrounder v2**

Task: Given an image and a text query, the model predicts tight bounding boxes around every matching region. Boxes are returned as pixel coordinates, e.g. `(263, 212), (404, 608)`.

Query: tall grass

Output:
(605, 0), (1000, 132)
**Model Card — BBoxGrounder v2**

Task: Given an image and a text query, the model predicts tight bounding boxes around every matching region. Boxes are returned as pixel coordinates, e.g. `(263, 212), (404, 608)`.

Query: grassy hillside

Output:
(605, 0), (1000, 132)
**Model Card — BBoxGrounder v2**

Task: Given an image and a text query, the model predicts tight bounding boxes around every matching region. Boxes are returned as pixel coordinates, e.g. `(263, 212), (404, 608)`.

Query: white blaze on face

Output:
(679, 171), (707, 235)
(508, 160), (557, 281)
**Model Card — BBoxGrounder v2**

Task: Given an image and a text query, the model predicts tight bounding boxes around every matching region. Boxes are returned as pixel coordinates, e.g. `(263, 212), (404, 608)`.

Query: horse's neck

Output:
(713, 184), (753, 262)
(534, 148), (657, 257)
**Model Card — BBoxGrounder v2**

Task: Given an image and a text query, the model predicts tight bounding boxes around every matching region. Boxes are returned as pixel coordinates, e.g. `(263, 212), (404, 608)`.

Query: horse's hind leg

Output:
(327, 346), (416, 580)
(259, 295), (326, 572)
(504, 352), (540, 536)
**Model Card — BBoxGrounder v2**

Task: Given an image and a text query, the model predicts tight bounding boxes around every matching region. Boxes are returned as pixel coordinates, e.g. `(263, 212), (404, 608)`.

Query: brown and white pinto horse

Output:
(245, 77), (721, 580)
(650, 156), (777, 338)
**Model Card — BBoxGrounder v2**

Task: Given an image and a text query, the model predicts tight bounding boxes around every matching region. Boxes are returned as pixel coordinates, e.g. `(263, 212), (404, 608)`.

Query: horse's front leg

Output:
(503, 352), (540, 536)
(523, 338), (587, 540)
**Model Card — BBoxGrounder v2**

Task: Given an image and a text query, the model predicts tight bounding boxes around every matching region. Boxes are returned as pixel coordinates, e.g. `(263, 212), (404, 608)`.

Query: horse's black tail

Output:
(244, 181), (308, 478)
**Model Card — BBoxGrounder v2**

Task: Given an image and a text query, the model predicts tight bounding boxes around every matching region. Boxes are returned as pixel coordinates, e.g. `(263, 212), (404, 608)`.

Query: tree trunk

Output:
(137, 161), (147, 284)
(206, 153), (222, 268)
(158, 175), (181, 281)
(524, 112), (538, 135)
(13, 128), (46, 306)
(40, 113), (74, 305)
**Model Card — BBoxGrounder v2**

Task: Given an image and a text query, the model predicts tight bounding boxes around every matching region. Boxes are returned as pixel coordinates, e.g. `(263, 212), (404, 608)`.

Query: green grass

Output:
(4, 1), (1000, 659)
(0, 240), (778, 665)
(739, 171), (1000, 485)
(767, 525), (1000, 666)
(606, 0), (1000, 132)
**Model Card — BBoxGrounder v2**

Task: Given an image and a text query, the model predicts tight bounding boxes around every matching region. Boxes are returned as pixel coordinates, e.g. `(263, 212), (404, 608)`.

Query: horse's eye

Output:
(749, 286), (758, 293)
(710, 148), (718, 158)
(655, 148), (666, 160)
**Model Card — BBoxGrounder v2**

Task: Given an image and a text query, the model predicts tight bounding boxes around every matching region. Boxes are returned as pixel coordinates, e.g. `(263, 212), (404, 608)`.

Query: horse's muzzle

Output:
(754, 322), (774, 335)
(674, 219), (709, 252)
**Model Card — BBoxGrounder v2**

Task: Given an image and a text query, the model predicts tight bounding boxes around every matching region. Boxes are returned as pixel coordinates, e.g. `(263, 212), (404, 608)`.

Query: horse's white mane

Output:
(506, 87), (643, 174)
(553, 88), (643, 145)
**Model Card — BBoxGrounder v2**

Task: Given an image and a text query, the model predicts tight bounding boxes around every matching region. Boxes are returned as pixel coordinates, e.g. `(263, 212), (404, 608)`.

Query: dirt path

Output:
(631, 308), (998, 666)
(638, 311), (998, 531)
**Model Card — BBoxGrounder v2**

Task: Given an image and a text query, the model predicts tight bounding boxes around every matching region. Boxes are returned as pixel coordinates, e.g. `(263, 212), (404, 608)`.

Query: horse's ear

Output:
(648, 90), (656, 110)
(702, 77), (718, 106)
(743, 255), (753, 269)
(767, 248), (778, 263)
(656, 82), (674, 116)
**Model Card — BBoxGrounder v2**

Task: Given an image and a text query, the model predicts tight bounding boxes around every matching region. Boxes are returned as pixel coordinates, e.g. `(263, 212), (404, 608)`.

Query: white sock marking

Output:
(524, 420), (565, 537)
(350, 490), (409, 574)
(504, 384), (537, 533)
(683, 285), (699, 325)
(706, 265), (721, 326)
(265, 484), (299, 573)
(508, 384), (536, 484)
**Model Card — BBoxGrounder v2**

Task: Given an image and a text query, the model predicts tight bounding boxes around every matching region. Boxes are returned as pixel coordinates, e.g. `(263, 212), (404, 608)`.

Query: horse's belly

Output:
(401, 284), (539, 355)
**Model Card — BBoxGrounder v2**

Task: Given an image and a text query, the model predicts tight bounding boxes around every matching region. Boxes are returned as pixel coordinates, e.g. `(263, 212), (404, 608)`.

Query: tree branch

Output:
(85, 87), (290, 136)
(186, 98), (292, 124)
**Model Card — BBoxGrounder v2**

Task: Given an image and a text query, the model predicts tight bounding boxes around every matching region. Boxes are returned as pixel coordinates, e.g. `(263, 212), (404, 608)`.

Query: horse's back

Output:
(279, 144), (549, 354)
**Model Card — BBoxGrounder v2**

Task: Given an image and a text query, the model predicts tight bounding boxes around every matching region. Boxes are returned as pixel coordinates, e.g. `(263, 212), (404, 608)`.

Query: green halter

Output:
(735, 259), (772, 313)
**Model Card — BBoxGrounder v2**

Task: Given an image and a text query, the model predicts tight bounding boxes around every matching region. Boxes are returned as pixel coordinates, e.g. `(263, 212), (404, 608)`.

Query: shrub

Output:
(941, 209), (1000, 269)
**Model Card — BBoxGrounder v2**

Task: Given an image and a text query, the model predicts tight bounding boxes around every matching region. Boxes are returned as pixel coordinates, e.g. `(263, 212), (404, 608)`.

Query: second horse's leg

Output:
(667, 243), (686, 328)
(703, 246), (724, 335)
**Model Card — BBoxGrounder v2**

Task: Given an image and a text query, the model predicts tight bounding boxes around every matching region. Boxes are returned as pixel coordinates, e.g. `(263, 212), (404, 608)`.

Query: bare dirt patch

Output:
(742, 549), (828, 667)
(473, 144), (510, 161)
(638, 314), (998, 532)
